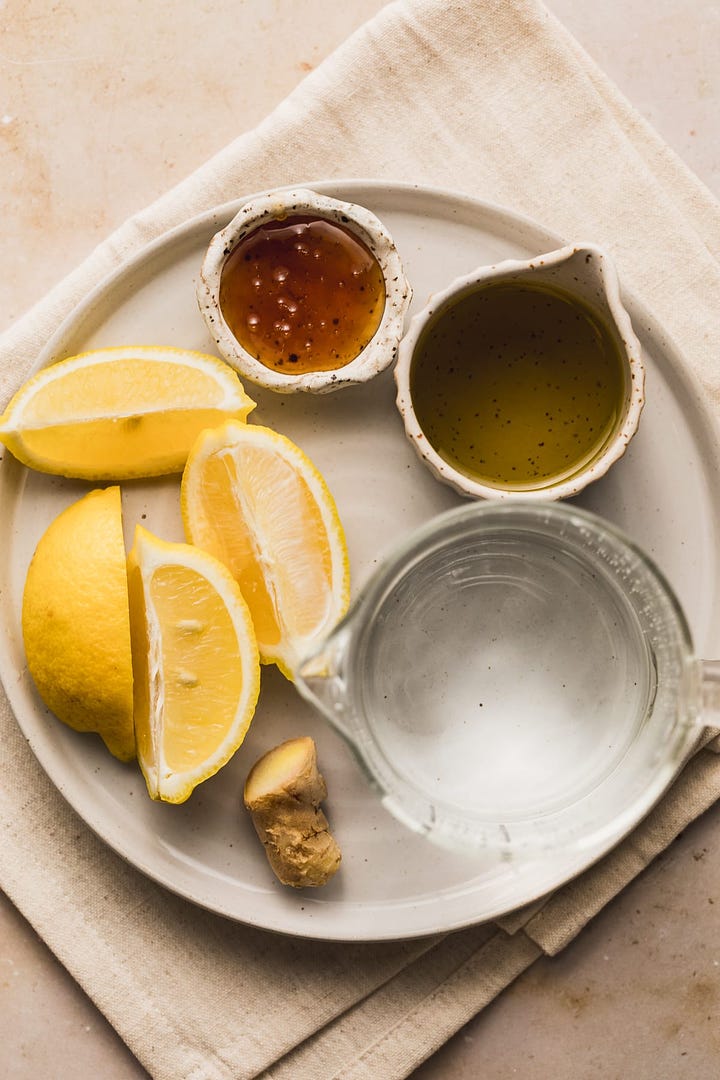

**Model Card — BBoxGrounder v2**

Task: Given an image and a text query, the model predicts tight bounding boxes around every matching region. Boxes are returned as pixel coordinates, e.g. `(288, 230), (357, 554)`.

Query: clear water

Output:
(357, 532), (655, 820)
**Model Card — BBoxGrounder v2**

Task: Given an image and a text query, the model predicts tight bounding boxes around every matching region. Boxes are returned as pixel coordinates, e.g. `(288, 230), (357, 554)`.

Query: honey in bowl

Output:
(409, 281), (628, 491)
(218, 215), (386, 375)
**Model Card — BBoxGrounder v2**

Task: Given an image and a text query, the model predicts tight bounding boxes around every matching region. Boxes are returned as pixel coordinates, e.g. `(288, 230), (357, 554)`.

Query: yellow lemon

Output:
(21, 486), (135, 761)
(127, 525), (260, 803)
(181, 420), (350, 680)
(0, 345), (256, 479)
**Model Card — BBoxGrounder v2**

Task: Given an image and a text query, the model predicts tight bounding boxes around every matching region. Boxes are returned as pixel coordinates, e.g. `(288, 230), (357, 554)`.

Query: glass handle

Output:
(699, 659), (720, 729)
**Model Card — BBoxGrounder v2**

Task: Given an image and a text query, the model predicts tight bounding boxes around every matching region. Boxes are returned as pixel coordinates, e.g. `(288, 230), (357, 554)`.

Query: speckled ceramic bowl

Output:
(394, 242), (645, 501)
(197, 187), (412, 394)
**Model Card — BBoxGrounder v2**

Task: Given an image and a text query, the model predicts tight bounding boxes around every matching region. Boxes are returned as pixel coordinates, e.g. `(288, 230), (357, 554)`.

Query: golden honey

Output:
(218, 215), (386, 375)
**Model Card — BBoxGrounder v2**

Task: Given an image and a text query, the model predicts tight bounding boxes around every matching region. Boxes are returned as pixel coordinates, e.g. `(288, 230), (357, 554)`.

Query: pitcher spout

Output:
(295, 627), (353, 740)
(540, 242), (631, 336)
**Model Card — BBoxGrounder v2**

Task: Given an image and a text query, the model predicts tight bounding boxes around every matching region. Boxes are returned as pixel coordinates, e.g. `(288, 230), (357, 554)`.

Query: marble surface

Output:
(1, 1), (719, 1077)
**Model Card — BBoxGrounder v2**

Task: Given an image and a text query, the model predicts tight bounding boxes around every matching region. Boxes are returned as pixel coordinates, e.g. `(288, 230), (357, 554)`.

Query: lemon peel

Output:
(21, 486), (135, 761)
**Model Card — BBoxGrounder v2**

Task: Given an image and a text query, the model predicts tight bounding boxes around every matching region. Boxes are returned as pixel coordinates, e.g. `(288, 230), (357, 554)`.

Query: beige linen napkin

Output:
(2, 1), (720, 1077)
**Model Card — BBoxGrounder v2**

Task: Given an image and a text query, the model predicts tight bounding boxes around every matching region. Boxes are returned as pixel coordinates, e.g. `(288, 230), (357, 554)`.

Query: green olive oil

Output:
(409, 282), (627, 490)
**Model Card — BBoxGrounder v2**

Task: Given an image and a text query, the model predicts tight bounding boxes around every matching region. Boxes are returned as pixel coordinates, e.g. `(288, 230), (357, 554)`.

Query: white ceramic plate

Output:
(1, 181), (719, 942)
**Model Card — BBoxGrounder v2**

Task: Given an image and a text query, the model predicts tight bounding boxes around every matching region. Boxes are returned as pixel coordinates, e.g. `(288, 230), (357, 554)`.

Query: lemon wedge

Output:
(21, 486), (135, 761)
(181, 421), (350, 680)
(127, 525), (261, 803)
(0, 346), (256, 479)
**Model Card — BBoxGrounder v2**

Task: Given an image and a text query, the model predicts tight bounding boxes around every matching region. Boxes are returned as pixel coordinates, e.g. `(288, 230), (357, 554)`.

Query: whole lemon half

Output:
(22, 486), (135, 761)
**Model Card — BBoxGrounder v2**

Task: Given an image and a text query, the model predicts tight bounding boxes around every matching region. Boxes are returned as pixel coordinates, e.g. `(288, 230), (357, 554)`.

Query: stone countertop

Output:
(1, 2), (719, 1077)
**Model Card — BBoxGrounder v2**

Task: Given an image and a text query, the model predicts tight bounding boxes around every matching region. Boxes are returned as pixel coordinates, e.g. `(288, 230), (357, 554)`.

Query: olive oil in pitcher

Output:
(409, 282), (627, 490)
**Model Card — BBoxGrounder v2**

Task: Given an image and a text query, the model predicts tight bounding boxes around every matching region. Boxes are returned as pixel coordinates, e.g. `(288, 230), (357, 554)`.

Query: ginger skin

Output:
(243, 736), (341, 888)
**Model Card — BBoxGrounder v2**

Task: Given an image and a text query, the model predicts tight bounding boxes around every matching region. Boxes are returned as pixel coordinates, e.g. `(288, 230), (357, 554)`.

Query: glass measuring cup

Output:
(296, 502), (718, 856)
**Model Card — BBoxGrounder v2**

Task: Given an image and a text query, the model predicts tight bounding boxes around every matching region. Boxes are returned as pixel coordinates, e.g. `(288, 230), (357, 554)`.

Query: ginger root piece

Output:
(243, 736), (342, 888)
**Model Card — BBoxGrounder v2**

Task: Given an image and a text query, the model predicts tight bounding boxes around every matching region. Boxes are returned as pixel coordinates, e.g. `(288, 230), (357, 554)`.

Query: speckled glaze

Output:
(394, 243), (645, 501)
(197, 187), (412, 393)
